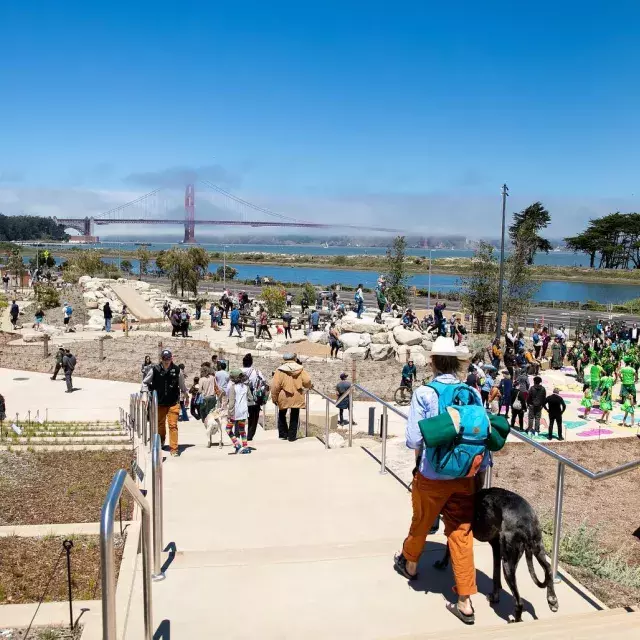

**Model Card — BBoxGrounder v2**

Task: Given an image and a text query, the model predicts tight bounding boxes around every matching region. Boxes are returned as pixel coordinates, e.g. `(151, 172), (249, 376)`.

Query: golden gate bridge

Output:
(55, 181), (397, 242)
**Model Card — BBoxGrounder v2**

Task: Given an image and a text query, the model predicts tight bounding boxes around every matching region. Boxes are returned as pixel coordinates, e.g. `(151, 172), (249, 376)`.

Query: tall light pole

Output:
(223, 245), (228, 290)
(427, 249), (432, 311)
(496, 183), (509, 340)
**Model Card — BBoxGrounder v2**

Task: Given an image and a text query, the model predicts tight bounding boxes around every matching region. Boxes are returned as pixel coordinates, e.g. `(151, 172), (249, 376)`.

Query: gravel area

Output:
(0, 334), (420, 402)
(0, 534), (124, 604)
(0, 451), (134, 526)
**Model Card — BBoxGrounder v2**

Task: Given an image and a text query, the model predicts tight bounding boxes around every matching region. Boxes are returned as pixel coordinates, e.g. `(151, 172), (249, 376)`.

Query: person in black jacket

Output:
(526, 376), (547, 435)
(103, 302), (113, 333)
(510, 387), (527, 431)
(544, 387), (566, 440)
(142, 349), (188, 457)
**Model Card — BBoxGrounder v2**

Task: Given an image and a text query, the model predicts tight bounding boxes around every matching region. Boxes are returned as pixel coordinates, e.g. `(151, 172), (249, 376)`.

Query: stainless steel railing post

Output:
(305, 390), (310, 438)
(551, 461), (565, 584)
(380, 405), (388, 475)
(100, 470), (153, 640)
(325, 398), (330, 449)
(151, 434), (165, 581)
(484, 464), (493, 488)
(348, 387), (353, 447)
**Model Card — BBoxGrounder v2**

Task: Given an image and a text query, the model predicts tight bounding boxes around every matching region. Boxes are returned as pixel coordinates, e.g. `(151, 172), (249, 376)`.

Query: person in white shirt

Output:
(225, 370), (253, 454)
(215, 361), (230, 394)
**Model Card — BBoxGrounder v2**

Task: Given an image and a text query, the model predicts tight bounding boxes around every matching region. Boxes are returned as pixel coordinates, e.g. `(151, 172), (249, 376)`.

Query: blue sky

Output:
(1, 0), (639, 237)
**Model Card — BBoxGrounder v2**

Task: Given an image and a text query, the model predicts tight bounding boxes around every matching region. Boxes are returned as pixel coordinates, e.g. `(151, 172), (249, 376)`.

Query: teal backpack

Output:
(418, 380), (491, 478)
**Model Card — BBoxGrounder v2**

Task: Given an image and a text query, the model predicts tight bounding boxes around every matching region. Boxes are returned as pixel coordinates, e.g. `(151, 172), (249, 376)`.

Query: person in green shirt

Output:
(619, 358), (637, 403)
(589, 362), (603, 400)
(598, 374), (614, 424)
(621, 393), (635, 427)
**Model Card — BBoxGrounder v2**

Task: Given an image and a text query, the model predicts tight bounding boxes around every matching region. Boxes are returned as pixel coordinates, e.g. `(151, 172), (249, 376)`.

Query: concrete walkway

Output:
(122, 419), (601, 639)
(0, 367), (139, 422)
(111, 283), (163, 321)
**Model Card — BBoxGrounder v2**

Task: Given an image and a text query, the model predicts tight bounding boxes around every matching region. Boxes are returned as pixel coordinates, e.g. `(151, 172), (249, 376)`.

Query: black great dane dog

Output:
(434, 487), (559, 622)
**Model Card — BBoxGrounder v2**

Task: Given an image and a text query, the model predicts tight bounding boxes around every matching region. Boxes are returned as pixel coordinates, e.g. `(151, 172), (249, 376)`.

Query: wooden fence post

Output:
(43, 334), (50, 358)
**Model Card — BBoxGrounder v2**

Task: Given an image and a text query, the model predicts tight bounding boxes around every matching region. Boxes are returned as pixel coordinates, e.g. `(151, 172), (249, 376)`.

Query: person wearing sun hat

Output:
(394, 336), (485, 626)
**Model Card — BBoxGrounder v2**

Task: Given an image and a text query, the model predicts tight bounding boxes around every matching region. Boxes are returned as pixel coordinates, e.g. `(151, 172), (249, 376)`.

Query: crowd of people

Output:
(141, 347), (317, 456)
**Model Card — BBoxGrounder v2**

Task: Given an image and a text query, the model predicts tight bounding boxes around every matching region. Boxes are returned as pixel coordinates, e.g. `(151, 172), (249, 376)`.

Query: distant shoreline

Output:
(15, 244), (640, 286)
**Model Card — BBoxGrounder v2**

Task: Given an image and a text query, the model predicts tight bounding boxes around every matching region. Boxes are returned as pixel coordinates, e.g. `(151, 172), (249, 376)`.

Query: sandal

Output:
(446, 602), (475, 625)
(393, 553), (418, 581)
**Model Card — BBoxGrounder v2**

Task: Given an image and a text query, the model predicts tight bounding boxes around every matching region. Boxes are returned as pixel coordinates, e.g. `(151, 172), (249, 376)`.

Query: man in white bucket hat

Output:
(394, 336), (490, 626)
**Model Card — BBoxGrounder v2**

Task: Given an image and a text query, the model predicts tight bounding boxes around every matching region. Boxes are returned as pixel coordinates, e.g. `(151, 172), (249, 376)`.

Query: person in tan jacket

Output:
(271, 353), (312, 441)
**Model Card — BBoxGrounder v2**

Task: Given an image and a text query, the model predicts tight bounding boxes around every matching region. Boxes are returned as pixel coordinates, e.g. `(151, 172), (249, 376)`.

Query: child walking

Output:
(599, 387), (612, 424)
(621, 393), (635, 427)
(581, 383), (593, 420)
(226, 370), (254, 454)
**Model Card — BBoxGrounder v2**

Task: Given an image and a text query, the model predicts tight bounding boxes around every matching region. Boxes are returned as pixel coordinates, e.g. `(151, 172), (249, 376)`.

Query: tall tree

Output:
(508, 202), (552, 265)
(136, 247), (151, 279)
(385, 235), (409, 306)
(503, 224), (540, 324)
(459, 242), (498, 331)
(158, 247), (209, 296)
(565, 212), (640, 269)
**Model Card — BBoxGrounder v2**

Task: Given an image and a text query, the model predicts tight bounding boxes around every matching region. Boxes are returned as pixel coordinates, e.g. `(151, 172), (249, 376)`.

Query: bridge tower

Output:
(184, 184), (196, 243)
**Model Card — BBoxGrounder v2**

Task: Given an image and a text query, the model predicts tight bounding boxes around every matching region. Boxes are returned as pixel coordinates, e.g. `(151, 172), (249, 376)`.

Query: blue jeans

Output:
(356, 301), (363, 318)
(105, 318), (111, 332)
(229, 322), (242, 337)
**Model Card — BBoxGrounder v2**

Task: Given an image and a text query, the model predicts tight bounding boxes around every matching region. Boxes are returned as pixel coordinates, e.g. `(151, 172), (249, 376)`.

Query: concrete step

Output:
(136, 537), (599, 639)
(411, 608), (640, 639)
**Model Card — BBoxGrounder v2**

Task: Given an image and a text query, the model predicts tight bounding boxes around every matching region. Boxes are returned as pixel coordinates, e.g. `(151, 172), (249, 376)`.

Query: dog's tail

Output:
(525, 541), (551, 589)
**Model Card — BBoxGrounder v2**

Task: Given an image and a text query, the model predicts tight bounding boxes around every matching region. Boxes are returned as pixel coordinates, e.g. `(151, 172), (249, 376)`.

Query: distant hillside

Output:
(0, 214), (68, 241)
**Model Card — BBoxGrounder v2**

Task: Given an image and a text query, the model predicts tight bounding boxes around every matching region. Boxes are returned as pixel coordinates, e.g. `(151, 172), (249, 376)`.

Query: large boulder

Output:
(339, 319), (387, 334)
(343, 346), (369, 360)
(395, 345), (428, 366)
(358, 333), (372, 347)
(339, 333), (363, 349)
(307, 331), (328, 345)
(78, 276), (93, 286)
(369, 344), (394, 361)
(255, 340), (276, 351)
(393, 326), (423, 346)
(422, 340), (433, 351)
(371, 332), (389, 344)
(384, 317), (402, 329)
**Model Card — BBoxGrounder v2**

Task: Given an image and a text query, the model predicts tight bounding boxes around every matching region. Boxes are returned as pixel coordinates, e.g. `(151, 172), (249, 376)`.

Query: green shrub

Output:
(262, 285), (286, 317)
(33, 284), (61, 309)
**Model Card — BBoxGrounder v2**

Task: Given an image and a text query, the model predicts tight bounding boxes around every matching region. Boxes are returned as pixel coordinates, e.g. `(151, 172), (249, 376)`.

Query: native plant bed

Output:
(0, 451), (134, 525)
(493, 438), (640, 607)
(0, 626), (82, 640)
(0, 535), (125, 605)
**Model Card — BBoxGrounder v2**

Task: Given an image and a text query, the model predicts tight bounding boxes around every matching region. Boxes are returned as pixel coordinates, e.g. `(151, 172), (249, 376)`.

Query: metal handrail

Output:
(151, 433), (165, 581)
(305, 386), (356, 449)
(100, 469), (153, 640)
(340, 382), (640, 582)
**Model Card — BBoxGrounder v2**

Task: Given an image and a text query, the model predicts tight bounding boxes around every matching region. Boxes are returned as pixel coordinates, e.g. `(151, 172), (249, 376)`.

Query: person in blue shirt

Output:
(394, 336), (485, 625)
(401, 360), (417, 388)
(481, 372), (494, 408)
(310, 309), (320, 332)
(229, 305), (242, 337)
(498, 371), (513, 419)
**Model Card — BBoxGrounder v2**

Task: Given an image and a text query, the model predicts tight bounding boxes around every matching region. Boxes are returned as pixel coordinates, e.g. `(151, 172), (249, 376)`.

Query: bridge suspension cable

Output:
(199, 179), (302, 223)
(96, 188), (165, 219)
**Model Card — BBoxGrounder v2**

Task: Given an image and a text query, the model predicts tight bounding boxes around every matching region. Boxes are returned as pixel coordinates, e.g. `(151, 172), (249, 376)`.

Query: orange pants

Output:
(402, 473), (477, 597)
(157, 403), (180, 453)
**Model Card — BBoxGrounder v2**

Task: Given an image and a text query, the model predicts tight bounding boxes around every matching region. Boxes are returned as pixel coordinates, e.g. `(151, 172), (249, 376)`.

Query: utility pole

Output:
(496, 183), (509, 340)
(427, 249), (432, 311)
